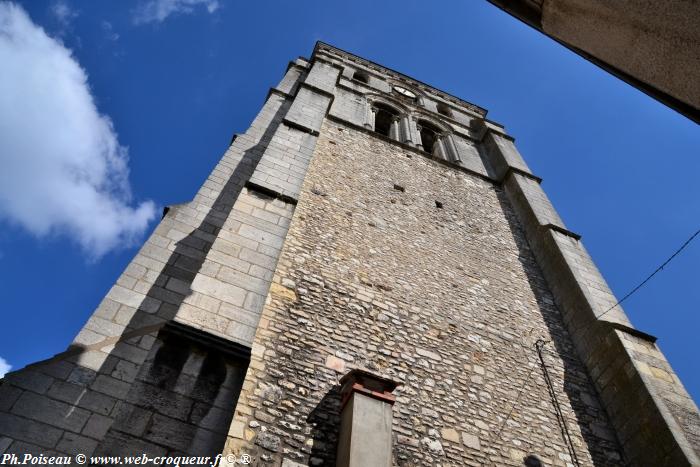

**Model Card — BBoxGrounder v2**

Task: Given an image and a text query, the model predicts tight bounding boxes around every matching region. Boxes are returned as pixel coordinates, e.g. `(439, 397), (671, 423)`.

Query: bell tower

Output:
(1, 42), (698, 466)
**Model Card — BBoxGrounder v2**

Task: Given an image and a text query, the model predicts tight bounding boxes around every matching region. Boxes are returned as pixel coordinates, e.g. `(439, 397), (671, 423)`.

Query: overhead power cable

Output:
(486, 227), (700, 464)
(594, 226), (700, 322)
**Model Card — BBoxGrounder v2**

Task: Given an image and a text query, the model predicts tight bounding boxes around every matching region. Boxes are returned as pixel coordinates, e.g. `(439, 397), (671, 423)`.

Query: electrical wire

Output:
(593, 227), (700, 322)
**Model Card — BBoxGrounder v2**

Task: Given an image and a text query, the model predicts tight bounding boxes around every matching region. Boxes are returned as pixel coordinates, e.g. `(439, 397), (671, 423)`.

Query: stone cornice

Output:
(313, 41), (490, 120)
(502, 166), (542, 184)
(298, 81), (336, 100)
(311, 55), (346, 73)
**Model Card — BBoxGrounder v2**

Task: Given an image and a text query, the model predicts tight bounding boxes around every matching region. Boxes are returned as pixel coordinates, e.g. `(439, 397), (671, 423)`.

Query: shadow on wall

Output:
(0, 101), (290, 457)
(494, 189), (625, 467)
(89, 100), (291, 456)
(307, 385), (343, 466)
(95, 326), (248, 457)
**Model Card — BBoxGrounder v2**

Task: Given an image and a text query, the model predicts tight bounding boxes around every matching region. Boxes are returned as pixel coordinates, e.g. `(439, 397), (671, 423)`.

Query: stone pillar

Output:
(336, 369), (399, 467)
(389, 117), (400, 141)
(443, 133), (460, 162)
(409, 117), (421, 149)
(365, 105), (375, 130)
(399, 115), (413, 145)
(434, 136), (448, 159)
(274, 61), (306, 95)
(414, 119), (424, 151)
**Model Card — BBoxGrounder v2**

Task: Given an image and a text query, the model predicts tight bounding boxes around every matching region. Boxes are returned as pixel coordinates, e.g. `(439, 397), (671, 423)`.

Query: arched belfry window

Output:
(417, 120), (442, 154)
(353, 70), (369, 84)
(373, 103), (401, 139)
(416, 118), (461, 162)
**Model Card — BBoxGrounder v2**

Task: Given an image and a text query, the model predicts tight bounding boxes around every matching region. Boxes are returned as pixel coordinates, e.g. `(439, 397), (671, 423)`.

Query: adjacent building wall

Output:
(486, 0), (700, 123)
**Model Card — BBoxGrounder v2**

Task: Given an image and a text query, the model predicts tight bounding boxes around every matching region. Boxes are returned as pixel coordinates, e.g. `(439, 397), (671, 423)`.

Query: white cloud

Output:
(101, 20), (119, 41)
(50, 0), (78, 29)
(0, 3), (157, 258)
(0, 357), (11, 378)
(133, 0), (219, 24)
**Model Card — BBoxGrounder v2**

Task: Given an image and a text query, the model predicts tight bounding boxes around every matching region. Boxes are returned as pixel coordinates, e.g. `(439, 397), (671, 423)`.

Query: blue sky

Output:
(1, 0), (698, 405)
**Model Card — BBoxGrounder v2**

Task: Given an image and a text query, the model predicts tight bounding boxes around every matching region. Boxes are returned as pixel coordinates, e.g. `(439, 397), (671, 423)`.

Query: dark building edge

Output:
(486, 0), (700, 124)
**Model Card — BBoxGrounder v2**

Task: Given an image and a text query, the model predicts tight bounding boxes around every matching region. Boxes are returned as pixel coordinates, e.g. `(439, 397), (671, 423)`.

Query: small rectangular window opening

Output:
(435, 200), (444, 208)
(393, 184), (405, 192)
(353, 71), (369, 84)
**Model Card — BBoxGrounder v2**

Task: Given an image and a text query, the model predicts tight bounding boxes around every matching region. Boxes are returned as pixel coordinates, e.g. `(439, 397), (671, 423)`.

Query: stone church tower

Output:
(1, 42), (698, 466)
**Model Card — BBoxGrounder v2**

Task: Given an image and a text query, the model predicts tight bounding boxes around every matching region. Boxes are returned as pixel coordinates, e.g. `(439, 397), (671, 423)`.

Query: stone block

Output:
(229, 420), (245, 439)
(281, 459), (307, 467)
(255, 432), (281, 452)
(441, 428), (460, 443)
(82, 413), (113, 440)
(107, 285), (147, 310)
(109, 343), (147, 365)
(78, 390), (117, 416)
(56, 432), (98, 456)
(143, 414), (196, 451)
(0, 436), (11, 454)
(0, 385), (22, 411)
(461, 432), (481, 450)
(90, 375), (131, 399)
(5, 370), (54, 394)
(325, 355), (345, 373)
(191, 274), (247, 307)
(11, 392), (90, 433)
(0, 413), (63, 448)
(126, 383), (193, 422)
(67, 366), (97, 386)
(110, 402), (151, 437)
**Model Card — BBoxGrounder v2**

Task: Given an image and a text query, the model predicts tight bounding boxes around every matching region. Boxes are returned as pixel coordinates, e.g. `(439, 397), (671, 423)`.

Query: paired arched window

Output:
(373, 103), (401, 138)
(364, 99), (461, 163)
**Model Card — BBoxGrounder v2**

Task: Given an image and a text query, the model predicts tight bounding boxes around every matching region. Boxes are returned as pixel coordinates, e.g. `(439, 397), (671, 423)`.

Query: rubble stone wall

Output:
(224, 120), (624, 466)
